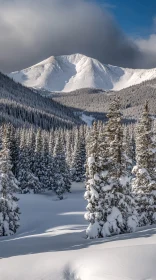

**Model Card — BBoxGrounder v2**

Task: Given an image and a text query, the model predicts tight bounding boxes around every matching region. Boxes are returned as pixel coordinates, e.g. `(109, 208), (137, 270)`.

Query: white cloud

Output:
(0, 0), (156, 71)
(0, 0), (141, 72)
(135, 34), (156, 68)
(136, 34), (156, 54)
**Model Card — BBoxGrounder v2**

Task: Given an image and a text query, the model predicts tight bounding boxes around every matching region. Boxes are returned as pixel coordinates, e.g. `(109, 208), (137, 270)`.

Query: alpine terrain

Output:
(9, 54), (156, 92)
(1, 0), (156, 279)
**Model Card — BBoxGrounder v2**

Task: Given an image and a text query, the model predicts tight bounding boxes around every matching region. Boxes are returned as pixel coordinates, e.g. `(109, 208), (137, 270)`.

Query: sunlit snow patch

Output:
(80, 113), (94, 126)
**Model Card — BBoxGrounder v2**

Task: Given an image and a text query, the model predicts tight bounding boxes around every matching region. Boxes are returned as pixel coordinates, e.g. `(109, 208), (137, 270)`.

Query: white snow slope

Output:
(9, 53), (156, 92)
(0, 182), (156, 280)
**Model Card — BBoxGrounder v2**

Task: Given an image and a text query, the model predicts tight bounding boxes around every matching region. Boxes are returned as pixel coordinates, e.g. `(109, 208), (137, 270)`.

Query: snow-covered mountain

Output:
(9, 53), (156, 92)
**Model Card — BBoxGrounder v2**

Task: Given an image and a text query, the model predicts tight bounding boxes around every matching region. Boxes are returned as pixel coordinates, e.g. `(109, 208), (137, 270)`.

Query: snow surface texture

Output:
(80, 113), (94, 127)
(9, 53), (156, 92)
(0, 182), (156, 280)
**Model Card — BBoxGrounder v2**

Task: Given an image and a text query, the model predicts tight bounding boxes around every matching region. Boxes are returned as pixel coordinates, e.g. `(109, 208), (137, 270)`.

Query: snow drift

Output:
(9, 53), (156, 92)
(0, 183), (156, 280)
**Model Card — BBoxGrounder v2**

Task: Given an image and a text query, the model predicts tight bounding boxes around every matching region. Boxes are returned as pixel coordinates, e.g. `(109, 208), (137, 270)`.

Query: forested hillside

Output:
(52, 78), (156, 121)
(0, 72), (82, 129)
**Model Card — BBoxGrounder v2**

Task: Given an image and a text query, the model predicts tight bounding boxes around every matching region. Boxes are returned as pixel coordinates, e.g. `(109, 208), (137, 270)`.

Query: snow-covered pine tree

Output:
(17, 128), (41, 194)
(9, 124), (19, 177)
(79, 125), (86, 176)
(129, 124), (136, 166)
(41, 130), (54, 191)
(122, 126), (134, 179)
(71, 127), (86, 182)
(46, 130), (55, 191)
(132, 101), (156, 226)
(65, 130), (73, 170)
(100, 99), (138, 237)
(33, 128), (45, 190)
(0, 125), (20, 236)
(49, 129), (55, 156)
(121, 125), (138, 229)
(27, 126), (36, 173)
(84, 121), (105, 238)
(53, 132), (71, 199)
(17, 128), (28, 193)
(61, 129), (72, 193)
(39, 130), (49, 188)
(1, 124), (19, 177)
(85, 125), (91, 158)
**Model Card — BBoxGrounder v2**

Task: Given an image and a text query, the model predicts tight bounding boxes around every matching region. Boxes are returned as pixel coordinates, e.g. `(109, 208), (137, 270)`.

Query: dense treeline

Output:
(0, 122), (88, 235)
(0, 124), (87, 193)
(85, 100), (156, 238)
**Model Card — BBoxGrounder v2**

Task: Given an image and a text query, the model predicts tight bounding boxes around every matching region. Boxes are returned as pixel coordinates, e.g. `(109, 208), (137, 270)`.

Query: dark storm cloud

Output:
(0, 0), (155, 72)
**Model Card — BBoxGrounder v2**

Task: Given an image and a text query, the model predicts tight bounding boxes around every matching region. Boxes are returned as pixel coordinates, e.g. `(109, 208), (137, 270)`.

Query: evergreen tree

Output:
(0, 125), (20, 236)
(49, 129), (55, 156)
(2, 124), (19, 177)
(46, 130), (55, 191)
(100, 99), (137, 237)
(9, 125), (19, 177)
(132, 102), (156, 226)
(65, 130), (73, 169)
(33, 128), (45, 190)
(122, 126), (134, 179)
(84, 122), (104, 238)
(17, 128), (28, 193)
(41, 131), (54, 191)
(71, 128), (86, 182)
(53, 133), (71, 199)
(18, 128), (41, 194)
(27, 127), (36, 174)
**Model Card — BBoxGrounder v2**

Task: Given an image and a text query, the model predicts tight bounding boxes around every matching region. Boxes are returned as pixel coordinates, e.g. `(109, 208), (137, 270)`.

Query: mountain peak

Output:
(9, 54), (156, 92)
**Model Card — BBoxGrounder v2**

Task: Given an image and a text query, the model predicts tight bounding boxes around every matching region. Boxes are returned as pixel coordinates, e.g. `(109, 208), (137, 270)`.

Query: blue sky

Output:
(97, 0), (156, 38)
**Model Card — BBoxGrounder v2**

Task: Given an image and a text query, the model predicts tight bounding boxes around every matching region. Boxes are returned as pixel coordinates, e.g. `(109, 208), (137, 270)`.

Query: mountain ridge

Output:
(9, 53), (156, 92)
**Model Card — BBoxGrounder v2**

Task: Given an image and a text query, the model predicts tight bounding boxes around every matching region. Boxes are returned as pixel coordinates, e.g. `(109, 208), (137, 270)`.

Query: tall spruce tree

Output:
(41, 130), (54, 191)
(71, 128), (86, 182)
(65, 130), (73, 170)
(49, 129), (55, 156)
(0, 125), (20, 236)
(100, 99), (137, 237)
(53, 133), (71, 199)
(33, 128), (45, 190)
(27, 127), (36, 174)
(9, 125), (19, 177)
(18, 128), (41, 194)
(132, 102), (156, 226)
(1, 124), (19, 177)
(84, 122), (105, 238)
(122, 126), (134, 181)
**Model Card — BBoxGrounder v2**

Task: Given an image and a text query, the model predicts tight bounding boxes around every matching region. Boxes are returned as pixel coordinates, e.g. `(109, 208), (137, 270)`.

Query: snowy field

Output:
(0, 182), (156, 280)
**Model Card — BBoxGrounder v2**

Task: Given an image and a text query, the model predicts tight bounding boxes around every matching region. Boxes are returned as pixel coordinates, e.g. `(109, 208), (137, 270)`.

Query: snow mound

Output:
(0, 183), (156, 280)
(9, 53), (156, 92)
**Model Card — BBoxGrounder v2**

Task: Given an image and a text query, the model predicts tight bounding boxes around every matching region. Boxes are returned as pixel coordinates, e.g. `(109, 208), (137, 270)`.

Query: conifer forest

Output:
(0, 78), (156, 240)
